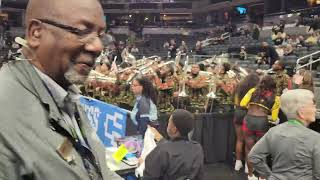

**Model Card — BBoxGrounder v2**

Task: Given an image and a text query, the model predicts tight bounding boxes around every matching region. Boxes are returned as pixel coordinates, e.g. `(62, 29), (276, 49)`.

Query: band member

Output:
(95, 60), (111, 75)
(101, 81), (118, 104)
(215, 63), (237, 112)
(116, 69), (135, 110)
(186, 64), (208, 113)
(154, 64), (175, 113)
(271, 60), (290, 96)
(179, 41), (188, 55)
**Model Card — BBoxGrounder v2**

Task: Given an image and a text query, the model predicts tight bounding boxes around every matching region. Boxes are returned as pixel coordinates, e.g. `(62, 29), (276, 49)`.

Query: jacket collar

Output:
(6, 60), (106, 175)
(7, 60), (64, 122)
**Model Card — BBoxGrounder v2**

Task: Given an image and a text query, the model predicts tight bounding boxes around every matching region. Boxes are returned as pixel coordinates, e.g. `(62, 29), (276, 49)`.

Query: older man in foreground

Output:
(0, 0), (122, 179)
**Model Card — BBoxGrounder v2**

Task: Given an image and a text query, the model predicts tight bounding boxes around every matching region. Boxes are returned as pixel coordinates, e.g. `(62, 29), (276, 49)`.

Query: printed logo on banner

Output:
(79, 96), (128, 147)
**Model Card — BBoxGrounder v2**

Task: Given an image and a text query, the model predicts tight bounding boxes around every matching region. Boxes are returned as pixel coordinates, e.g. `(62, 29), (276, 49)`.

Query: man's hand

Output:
(148, 126), (163, 142)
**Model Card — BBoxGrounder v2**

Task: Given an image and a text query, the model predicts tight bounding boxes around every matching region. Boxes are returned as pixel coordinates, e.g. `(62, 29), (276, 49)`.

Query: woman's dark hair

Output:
(235, 73), (260, 100)
(257, 75), (276, 92)
(251, 75), (277, 110)
(135, 76), (158, 104)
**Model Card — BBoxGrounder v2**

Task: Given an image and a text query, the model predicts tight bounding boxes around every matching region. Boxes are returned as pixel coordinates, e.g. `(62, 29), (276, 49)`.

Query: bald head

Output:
(23, 0), (106, 88)
(25, 0), (104, 26)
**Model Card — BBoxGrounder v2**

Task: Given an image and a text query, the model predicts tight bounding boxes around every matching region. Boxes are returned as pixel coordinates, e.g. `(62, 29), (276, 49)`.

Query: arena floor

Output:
(204, 163), (247, 180)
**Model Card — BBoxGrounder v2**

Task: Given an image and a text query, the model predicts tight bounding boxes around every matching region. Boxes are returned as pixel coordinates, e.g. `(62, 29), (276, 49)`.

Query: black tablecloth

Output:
(125, 112), (236, 165)
(192, 113), (235, 165)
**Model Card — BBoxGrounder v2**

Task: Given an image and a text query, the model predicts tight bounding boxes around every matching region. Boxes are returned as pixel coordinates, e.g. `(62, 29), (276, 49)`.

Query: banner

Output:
(80, 96), (128, 147)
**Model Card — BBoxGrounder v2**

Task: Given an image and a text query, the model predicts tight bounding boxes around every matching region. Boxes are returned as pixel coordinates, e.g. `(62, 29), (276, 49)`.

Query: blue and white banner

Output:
(80, 96), (128, 147)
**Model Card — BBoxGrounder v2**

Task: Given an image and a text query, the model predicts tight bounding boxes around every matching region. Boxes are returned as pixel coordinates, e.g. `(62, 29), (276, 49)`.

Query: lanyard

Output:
(288, 119), (304, 126)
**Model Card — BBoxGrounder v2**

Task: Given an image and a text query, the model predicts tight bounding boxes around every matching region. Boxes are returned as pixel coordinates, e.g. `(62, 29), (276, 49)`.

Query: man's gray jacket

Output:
(0, 60), (123, 180)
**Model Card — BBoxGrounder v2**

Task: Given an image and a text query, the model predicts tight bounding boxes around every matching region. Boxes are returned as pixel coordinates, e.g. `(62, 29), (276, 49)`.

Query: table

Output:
(192, 112), (235, 165)
(105, 147), (137, 176)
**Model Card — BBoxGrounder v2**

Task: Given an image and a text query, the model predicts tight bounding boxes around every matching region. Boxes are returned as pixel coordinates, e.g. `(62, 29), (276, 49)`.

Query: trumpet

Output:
(88, 71), (117, 83)
(158, 61), (175, 68)
(135, 56), (160, 67)
(116, 66), (136, 74)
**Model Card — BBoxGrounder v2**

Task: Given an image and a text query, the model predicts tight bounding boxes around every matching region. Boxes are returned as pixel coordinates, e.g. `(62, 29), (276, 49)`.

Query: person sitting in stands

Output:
(272, 31), (286, 46)
(283, 44), (294, 56)
(305, 33), (318, 45)
(260, 42), (280, 67)
(179, 40), (188, 55)
(292, 69), (314, 92)
(239, 46), (247, 60)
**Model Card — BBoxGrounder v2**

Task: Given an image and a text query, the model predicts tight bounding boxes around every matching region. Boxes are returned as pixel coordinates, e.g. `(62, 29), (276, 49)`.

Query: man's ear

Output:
(26, 20), (43, 48)
(297, 108), (304, 120)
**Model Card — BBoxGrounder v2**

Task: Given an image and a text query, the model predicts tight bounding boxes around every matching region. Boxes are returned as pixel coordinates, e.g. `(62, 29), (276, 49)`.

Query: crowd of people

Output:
(86, 42), (318, 180)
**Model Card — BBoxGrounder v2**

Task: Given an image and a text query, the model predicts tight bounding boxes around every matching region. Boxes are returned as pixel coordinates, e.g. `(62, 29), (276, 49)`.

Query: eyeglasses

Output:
(36, 18), (107, 44)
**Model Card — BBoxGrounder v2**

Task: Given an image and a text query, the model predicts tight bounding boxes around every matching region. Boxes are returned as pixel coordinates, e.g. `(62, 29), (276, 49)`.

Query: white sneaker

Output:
(245, 163), (249, 174)
(248, 174), (258, 180)
(234, 160), (243, 171)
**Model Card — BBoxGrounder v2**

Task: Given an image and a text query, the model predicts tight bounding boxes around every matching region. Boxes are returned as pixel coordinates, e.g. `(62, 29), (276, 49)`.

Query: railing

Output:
(296, 50), (320, 71)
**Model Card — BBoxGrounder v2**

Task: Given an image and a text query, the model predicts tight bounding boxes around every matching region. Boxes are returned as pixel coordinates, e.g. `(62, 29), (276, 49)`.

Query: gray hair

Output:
(280, 89), (314, 119)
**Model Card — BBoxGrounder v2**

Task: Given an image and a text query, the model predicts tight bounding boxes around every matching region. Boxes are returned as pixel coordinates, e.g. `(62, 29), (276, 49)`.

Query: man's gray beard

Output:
(64, 66), (89, 85)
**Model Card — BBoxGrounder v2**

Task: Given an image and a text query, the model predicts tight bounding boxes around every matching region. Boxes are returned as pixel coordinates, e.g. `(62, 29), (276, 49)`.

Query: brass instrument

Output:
(238, 66), (248, 77)
(175, 51), (182, 65)
(88, 70), (117, 83)
(122, 48), (136, 66)
(158, 60), (175, 68)
(135, 56), (160, 67)
(116, 56), (159, 74)
(204, 62), (223, 112)
(125, 58), (161, 84)
(206, 75), (218, 99)
(139, 61), (156, 74)
(96, 49), (109, 63)
(199, 71), (213, 78)
(196, 55), (217, 67)
(178, 56), (189, 97)
(116, 66), (136, 74)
